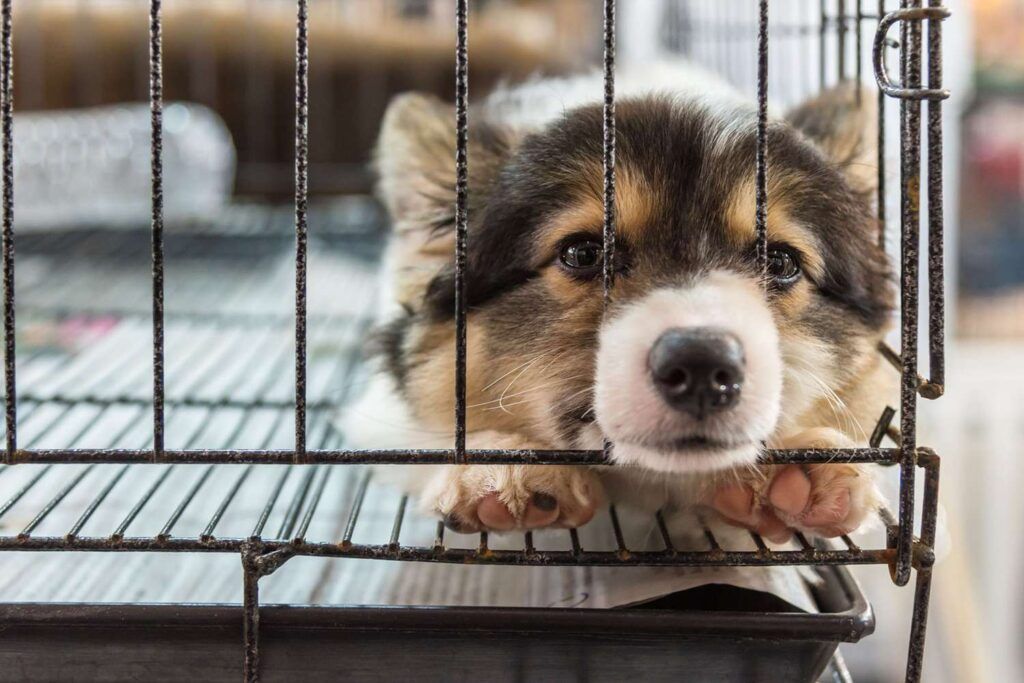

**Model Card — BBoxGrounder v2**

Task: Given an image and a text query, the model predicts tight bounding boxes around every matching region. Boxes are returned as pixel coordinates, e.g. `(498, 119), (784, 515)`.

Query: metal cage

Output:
(0, 1), (949, 681)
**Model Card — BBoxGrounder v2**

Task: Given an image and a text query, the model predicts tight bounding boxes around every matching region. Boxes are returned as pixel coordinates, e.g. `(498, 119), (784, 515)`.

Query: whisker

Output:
(480, 352), (549, 393)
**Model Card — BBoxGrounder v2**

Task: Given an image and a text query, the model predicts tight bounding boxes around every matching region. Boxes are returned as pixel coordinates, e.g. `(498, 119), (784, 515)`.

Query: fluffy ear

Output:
(375, 92), (514, 311)
(786, 83), (877, 196)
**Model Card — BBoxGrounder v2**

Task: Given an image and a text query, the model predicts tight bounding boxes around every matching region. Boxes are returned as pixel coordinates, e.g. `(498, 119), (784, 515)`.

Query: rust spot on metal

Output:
(907, 175), (920, 212)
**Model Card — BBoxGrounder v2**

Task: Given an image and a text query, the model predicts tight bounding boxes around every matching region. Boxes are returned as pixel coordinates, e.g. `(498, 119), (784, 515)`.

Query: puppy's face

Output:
(375, 87), (892, 474)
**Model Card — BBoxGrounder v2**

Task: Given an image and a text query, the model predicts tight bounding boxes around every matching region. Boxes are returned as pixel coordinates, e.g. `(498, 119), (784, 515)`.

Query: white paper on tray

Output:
(280, 477), (821, 613)
(0, 464), (819, 612)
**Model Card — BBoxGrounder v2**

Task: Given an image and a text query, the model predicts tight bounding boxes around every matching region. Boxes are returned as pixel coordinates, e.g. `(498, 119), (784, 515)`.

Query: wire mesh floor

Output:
(0, 203), (908, 608)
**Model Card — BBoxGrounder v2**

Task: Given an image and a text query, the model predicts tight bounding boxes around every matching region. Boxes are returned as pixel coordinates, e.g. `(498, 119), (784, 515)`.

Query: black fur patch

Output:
(414, 97), (892, 329)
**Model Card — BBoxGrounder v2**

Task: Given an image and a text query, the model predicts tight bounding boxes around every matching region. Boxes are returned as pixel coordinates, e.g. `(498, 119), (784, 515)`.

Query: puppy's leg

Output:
(708, 428), (883, 541)
(406, 431), (603, 533)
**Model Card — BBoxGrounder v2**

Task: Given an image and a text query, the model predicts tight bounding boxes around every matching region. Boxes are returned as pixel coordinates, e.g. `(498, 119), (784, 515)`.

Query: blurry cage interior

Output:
(0, 2), (948, 683)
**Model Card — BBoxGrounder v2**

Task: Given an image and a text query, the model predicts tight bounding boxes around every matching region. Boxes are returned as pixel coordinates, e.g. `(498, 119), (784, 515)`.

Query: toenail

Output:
(768, 466), (812, 516)
(532, 492), (558, 511)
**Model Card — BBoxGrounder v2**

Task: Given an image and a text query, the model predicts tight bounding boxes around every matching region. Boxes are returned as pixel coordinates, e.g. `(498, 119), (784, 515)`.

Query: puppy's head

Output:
(374, 85), (892, 474)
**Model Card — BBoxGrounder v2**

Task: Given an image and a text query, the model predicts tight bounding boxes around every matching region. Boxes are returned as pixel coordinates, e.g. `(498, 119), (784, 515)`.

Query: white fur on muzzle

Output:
(594, 270), (782, 474)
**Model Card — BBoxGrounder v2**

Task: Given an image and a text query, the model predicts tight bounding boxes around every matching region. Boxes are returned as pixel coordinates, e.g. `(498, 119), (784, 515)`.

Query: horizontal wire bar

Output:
(8, 447), (903, 466)
(0, 534), (900, 567)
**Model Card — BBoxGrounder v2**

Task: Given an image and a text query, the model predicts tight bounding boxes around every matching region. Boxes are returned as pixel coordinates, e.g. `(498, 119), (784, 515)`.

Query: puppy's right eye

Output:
(559, 239), (603, 273)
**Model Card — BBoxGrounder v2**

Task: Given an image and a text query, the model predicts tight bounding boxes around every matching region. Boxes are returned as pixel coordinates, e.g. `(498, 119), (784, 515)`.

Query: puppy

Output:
(348, 65), (892, 543)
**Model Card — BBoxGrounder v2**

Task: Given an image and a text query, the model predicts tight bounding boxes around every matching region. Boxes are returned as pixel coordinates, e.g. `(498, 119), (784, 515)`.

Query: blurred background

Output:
(0, 1), (1020, 681)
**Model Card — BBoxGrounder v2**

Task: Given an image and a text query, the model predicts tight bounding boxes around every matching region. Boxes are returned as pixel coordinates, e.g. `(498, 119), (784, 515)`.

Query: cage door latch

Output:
(873, 6), (951, 101)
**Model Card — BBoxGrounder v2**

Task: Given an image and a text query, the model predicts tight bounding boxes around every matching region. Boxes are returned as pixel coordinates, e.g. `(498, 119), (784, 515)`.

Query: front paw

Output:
(709, 428), (882, 541)
(423, 465), (603, 533)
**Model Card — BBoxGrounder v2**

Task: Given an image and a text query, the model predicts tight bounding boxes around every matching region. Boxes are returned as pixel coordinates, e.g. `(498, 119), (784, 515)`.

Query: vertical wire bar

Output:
(149, 0), (165, 459)
(292, 465), (332, 542)
(602, 0), (616, 306)
(608, 505), (628, 558)
(749, 531), (770, 554)
(905, 453), (940, 682)
(895, 0), (922, 587)
(755, 0), (769, 277)
(1, 0), (14, 461)
(242, 550), (260, 683)
(855, 0), (863, 92)
(293, 0), (309, 461)
(340, 468), (372, 546)
(877, 0), (887, 249)
(388, 495), (408, 550)
(819, 0), (827, 90)
(110, 465), (175, 540)
(275, 465), (317, 540)
(66, 465), (130, 539)
(250, 466), (292, 540)
(870, 405), (898, 447)
(924, 0), (944, 395)
(201, 464), (254, 541)
(655, 510), (675, 553)
(18, 465), (96, 538)
(433, 520), (445, 551)
(837, 0), (847, 81)
(157, 465), (216, 539)
(569, 528), (582, 557)
(601, 0), (616, 461)
(453, 0), (469, 464)
(0, 465), (52, 521)
(792, 530), (813, 551)
(700, 516), (722, 551)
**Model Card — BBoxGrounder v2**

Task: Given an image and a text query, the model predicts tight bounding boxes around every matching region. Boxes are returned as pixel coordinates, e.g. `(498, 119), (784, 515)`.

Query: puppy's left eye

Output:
(767, 246), (801, 284)
(559, 239), (603, 273)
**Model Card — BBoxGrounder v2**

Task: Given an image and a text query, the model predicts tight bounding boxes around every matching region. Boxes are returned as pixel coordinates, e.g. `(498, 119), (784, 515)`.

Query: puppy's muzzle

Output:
(648, 327), (745, 419)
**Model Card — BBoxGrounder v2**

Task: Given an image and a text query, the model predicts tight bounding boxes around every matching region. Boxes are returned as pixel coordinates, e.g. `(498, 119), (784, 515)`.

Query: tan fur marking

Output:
(724, 175), (825, 281)
(532, 165), (660, 267)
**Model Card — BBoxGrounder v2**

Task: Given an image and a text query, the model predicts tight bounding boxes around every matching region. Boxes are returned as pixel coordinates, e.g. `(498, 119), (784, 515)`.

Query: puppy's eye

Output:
(767, 247), (801, 284)
(559, 239), (603, 273)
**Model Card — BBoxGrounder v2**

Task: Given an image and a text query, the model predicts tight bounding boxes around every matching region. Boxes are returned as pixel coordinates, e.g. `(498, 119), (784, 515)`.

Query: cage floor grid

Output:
(0, 208), (905, 606)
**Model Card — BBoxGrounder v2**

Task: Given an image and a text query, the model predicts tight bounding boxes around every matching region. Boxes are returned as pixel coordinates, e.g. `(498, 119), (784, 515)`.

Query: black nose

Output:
(648, 327), (745, 419)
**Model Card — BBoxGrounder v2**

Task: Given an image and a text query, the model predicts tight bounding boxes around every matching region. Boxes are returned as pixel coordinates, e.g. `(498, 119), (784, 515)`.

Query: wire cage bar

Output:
(149, 0), (166, 459)
(0, 2), (951, 682)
